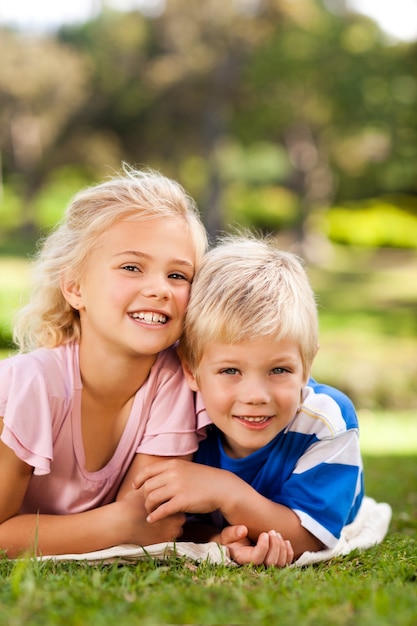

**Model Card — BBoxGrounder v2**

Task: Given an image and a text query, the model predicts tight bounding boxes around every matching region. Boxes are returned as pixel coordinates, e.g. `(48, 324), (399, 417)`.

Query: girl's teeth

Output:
(132, 312), (167, 324)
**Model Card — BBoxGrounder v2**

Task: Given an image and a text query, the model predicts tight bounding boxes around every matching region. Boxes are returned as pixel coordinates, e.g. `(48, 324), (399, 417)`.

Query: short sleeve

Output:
(0, 352), (69, 475)
(274, 430), (363, 548)
(136, 349), (200, 456)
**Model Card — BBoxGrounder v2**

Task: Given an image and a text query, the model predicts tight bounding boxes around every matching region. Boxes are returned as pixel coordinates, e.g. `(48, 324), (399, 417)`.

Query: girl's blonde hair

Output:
(14, 165), (207, 352)
(178, 235), (319, 379)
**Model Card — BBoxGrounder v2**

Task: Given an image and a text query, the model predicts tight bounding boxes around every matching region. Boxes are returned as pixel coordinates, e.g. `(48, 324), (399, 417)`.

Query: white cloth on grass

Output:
(36, 496), (392, 567)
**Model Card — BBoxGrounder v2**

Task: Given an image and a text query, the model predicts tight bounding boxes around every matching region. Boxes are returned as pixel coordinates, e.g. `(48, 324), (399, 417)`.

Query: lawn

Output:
(0, 247), (416, 625)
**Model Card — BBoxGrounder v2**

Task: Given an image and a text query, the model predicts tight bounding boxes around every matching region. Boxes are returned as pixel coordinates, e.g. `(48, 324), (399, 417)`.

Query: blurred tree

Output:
(0, 29), (89, 234)
(58, 9), (152, 172)
(60, 0), (287, 237)
(1, 0), (416, 245)
(232, 0), (417, 248)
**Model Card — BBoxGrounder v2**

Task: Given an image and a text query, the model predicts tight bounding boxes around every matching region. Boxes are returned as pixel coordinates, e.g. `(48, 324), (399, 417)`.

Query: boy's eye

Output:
(271, 367), (287, 375)
(220, 368), (240, 375)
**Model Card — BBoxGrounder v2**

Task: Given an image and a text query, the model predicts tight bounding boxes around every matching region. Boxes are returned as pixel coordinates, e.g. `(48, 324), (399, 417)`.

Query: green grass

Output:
(309, 245), (417, 409)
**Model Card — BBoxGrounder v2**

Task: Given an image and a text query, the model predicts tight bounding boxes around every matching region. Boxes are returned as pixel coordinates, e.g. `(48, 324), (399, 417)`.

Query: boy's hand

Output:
(133, 459), (231, 522)
(219, 526), (294, 568)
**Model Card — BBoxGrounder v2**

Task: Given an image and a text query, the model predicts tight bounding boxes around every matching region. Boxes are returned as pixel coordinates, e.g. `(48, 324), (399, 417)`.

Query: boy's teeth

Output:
(241, 416), (270, 423)
(132, 312), (167, 324)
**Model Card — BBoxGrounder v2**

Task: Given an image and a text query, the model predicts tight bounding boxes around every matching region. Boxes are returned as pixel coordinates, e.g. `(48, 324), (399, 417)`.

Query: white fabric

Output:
(38, 540), (232, 565)
(293, 496), (392, 566)
(36, 496), (391, 567)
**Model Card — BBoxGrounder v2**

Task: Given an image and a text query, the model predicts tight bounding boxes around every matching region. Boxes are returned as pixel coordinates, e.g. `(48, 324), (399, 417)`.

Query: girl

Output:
(0, 165), (208, 558)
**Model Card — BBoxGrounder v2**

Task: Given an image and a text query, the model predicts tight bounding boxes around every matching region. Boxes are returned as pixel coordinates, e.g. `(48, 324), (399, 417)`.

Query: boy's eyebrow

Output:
(114, 250), (194, 269)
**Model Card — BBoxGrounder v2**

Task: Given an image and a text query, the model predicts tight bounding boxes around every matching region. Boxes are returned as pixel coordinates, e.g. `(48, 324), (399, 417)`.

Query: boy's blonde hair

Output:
(14, 165), (207, 352)
(178, 235), (318, 379)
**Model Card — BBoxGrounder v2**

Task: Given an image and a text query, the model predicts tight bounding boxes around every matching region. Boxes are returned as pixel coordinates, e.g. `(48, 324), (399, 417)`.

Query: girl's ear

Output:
(180, 359), (200, 392)
(60, 273), (84, 311)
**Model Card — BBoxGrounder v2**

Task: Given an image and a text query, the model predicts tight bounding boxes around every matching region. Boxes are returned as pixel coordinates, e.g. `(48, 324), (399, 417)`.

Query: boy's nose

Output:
(240, 379), (270, 404)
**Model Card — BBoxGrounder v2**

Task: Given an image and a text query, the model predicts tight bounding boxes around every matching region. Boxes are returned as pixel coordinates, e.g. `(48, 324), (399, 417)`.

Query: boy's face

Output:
(184, 337), (308, 459)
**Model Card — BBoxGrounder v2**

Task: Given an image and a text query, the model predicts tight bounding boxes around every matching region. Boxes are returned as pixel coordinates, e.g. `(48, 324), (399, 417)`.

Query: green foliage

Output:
(326, 197), (417, 248)
(225, 183), (298, 232)
(0, 257), (29, 350)
(33, 167), (94, 231)
(0, 184), (22, 232)
(218, 141), (291, 185)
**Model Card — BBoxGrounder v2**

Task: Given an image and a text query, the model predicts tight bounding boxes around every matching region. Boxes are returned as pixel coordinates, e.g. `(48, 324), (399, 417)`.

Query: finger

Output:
(242, 532), (269, 566)
(146, 497), (186, 524)
(140, 479), (173, 514)
(268, 532), (293, 568)
(285, 539), (295, 565)
(132, 461), (169, 489)
(263, 530), (281, 567)
(262, 531), (292, 568)
(220, 525), (248, 545)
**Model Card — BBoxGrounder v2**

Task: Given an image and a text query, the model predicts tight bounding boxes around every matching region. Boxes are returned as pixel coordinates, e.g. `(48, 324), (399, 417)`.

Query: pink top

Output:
(0, 342), (207, 515)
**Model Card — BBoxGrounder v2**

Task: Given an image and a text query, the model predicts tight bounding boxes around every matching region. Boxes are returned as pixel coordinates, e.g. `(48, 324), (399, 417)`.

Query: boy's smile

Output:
(185, 337), (308, 459)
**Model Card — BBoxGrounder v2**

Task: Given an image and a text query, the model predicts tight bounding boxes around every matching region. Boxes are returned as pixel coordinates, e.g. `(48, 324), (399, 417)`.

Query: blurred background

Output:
(0, 0), (416, 425)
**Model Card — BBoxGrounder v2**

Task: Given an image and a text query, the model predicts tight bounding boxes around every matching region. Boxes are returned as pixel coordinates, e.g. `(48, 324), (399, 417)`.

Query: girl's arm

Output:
(0, 434), (185, 558)
(116, 451), (192, 499)
(135, 459), (322, 558)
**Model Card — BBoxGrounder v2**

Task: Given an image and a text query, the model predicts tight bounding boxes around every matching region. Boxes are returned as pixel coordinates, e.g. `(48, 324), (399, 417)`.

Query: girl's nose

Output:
(140, 275), (170, 299)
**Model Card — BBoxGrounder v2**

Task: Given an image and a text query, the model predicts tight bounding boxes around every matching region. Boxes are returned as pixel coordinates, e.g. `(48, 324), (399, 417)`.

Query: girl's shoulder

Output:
(152, 345), (182, 373)
(0, 342), (80, 393)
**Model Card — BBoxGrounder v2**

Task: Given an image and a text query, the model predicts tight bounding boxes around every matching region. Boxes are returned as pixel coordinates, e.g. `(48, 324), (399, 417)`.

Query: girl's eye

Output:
(169, 272), (189, 281)
(122, 265), (140, 272)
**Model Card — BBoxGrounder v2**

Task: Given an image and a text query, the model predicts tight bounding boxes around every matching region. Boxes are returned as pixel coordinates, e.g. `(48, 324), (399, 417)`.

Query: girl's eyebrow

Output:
(115, 250), (194, 269)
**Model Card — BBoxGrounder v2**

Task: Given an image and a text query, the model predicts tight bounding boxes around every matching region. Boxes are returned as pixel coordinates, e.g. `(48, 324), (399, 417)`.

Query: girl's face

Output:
(184, 337), (307, 459)
(64, 218), (196, 361)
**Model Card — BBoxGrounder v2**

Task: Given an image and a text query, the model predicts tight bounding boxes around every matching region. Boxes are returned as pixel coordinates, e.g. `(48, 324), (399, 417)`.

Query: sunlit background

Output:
(1, 0), (417, 41)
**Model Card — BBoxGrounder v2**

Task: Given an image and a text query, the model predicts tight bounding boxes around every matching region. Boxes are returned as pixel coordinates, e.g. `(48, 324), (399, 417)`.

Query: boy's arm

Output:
(135, 459), (322, 558)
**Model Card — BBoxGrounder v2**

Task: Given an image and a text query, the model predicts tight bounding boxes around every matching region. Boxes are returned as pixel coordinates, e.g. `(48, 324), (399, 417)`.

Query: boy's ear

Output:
(60, 273), (84, 311)
(181, 359), (200, 392)
(303, 344), (320, 385)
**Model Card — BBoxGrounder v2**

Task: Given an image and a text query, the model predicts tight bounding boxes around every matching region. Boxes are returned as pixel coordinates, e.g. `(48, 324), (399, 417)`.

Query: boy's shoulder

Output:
(295, 378), (359, 437)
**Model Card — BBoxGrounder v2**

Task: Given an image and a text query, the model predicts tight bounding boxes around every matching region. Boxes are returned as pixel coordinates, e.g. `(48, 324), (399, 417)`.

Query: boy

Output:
(136, 236), (364, 566)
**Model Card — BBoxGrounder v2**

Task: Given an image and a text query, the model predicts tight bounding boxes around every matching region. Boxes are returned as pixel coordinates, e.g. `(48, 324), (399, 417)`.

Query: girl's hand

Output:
(117, 485), (186, 545)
